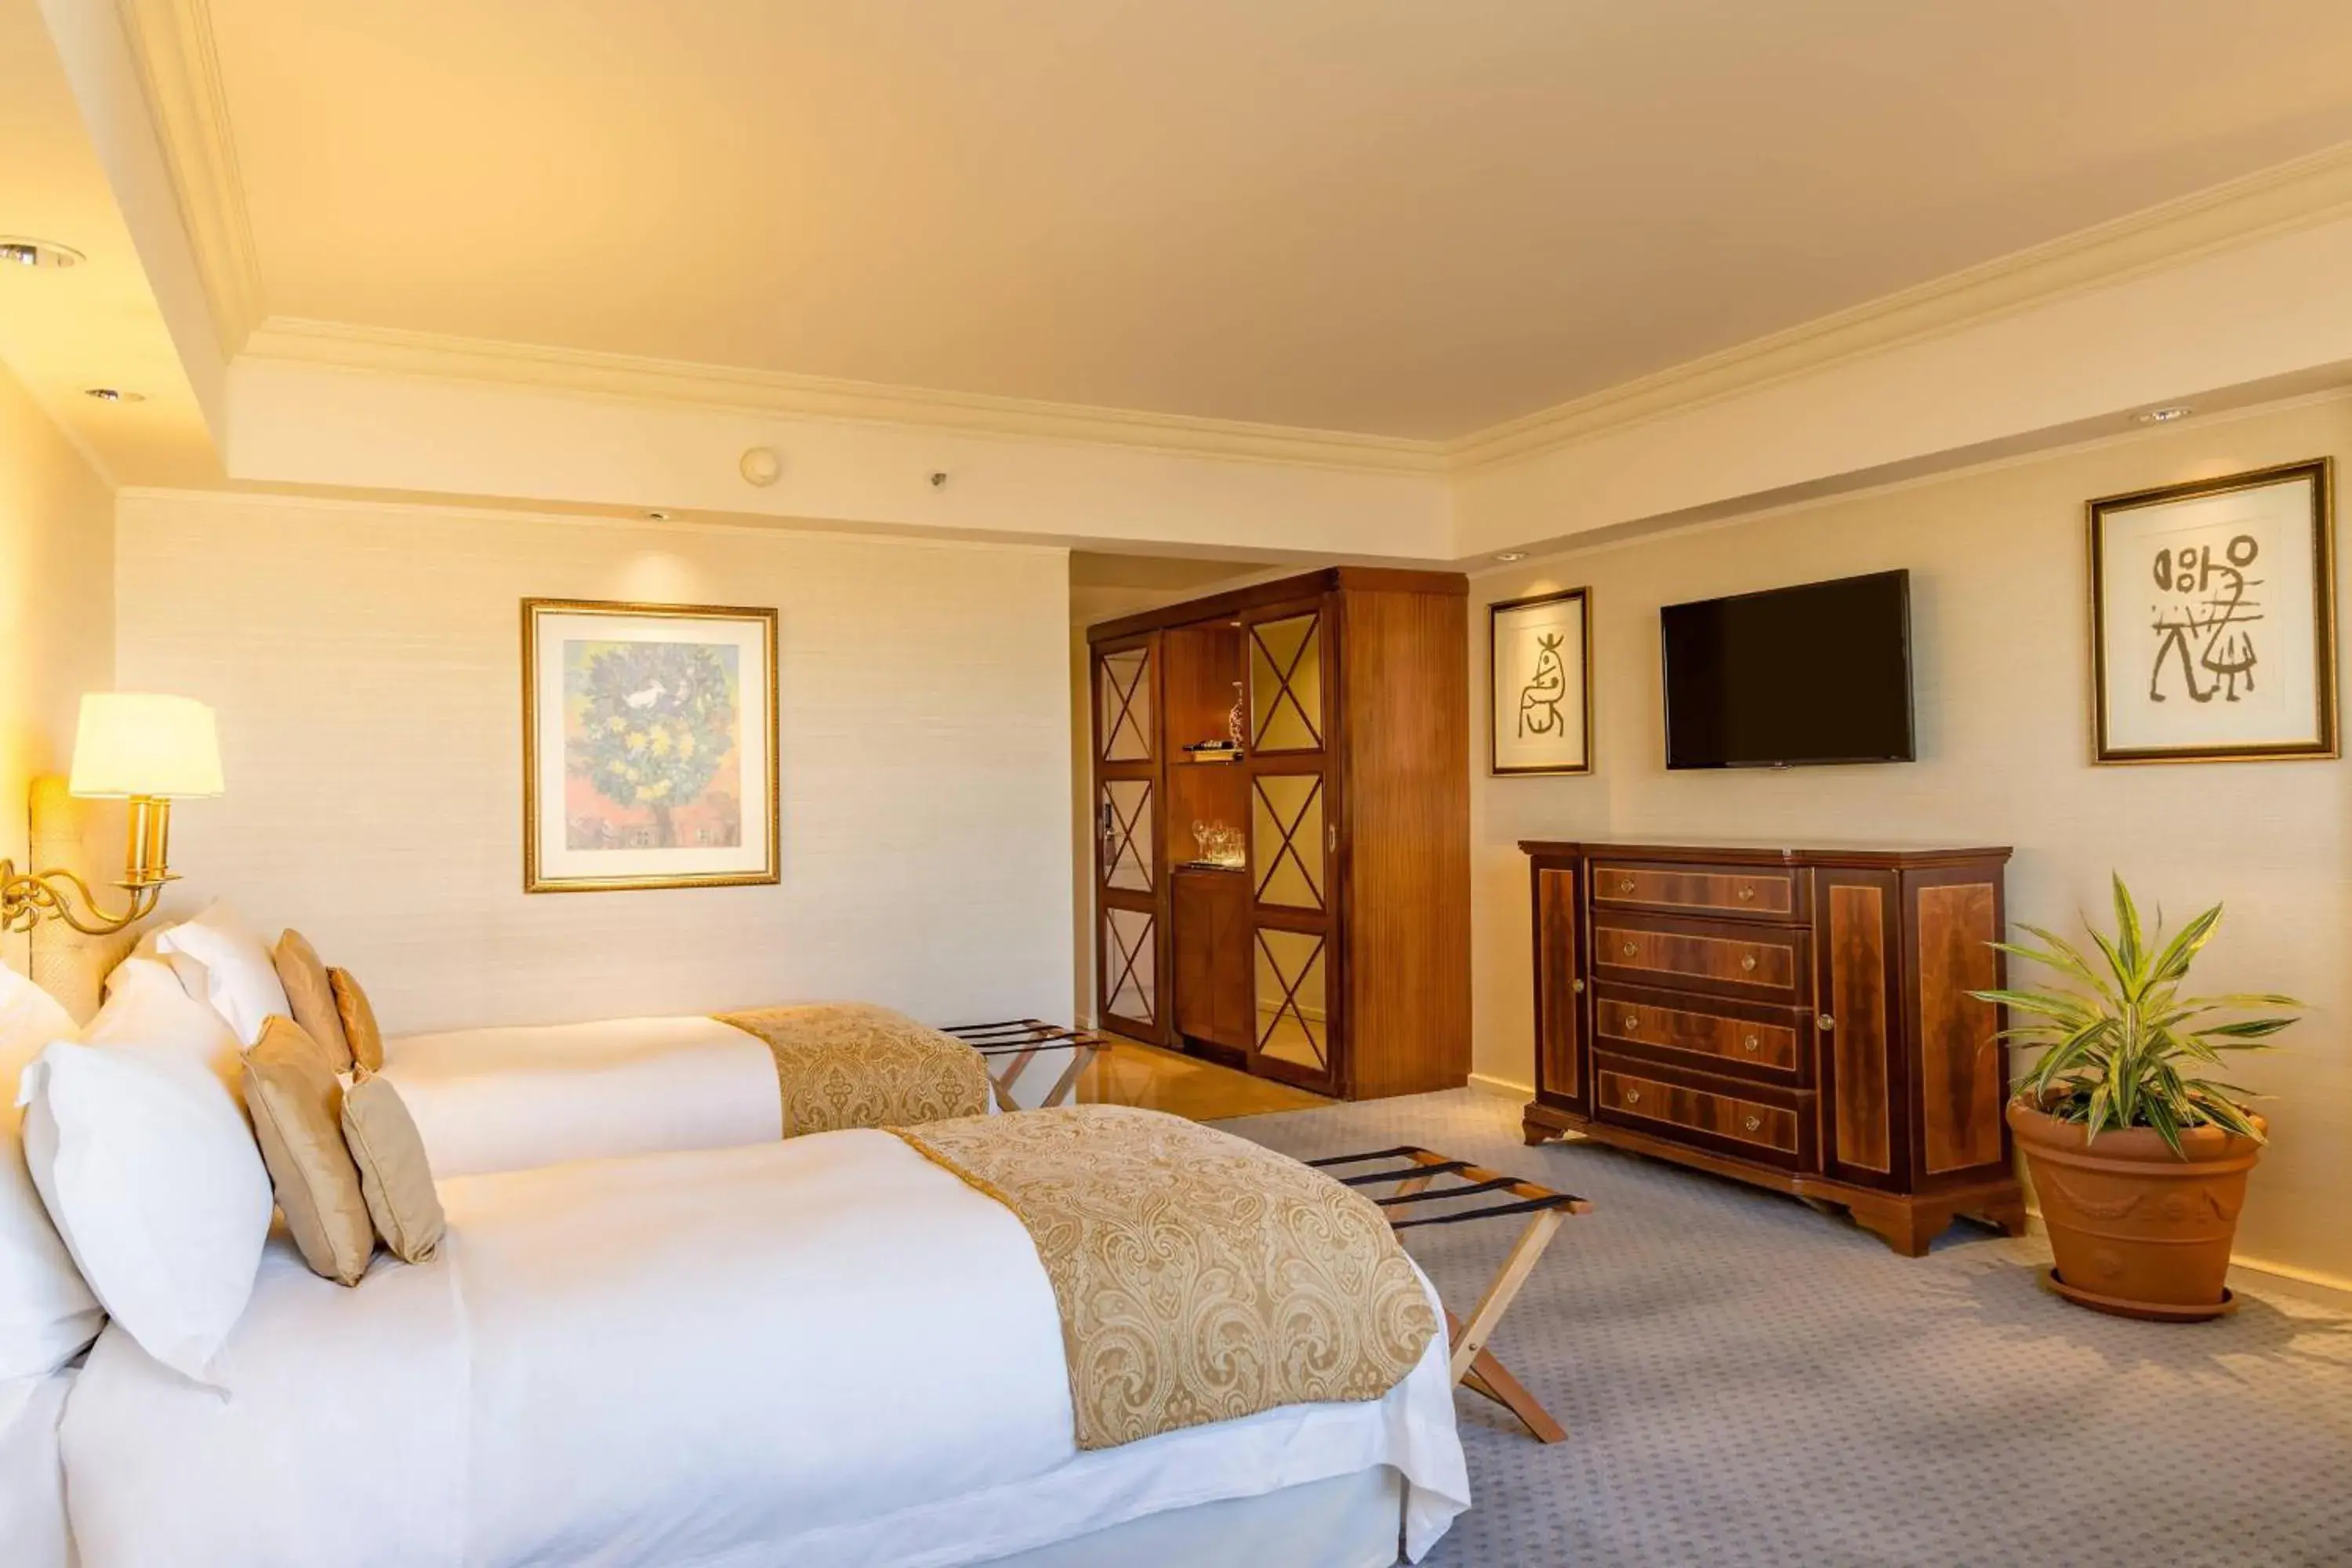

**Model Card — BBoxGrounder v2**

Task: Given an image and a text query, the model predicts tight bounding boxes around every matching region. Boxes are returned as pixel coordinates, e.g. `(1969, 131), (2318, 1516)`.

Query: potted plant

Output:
(1977, 874), (2296, 1322)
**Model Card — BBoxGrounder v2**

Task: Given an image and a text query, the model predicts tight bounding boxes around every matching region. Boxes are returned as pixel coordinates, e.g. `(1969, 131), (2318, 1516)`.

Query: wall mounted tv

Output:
(1661, 568), (1915, 769)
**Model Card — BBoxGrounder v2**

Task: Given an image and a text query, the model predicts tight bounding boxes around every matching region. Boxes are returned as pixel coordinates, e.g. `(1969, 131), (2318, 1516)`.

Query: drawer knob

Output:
(1742, 1115), (1762, 1133)
(1737, 884), (1755, 902)
(1623, 1087), (1641, 1105)
(1740, 953), (1759, 973)
(1623, 1014), (1640, 1033)
(1743, 1035), (1760, 1052)
(1618, 877), (1637, 894)
(1818, 1014), (1835, 1033)
(1621, 941), (1638, 958)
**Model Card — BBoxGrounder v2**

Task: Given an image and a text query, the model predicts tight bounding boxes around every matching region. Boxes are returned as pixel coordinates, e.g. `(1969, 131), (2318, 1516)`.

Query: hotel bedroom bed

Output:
(53, 899), (1025, 1177)
(3, 945), (1469, 1566)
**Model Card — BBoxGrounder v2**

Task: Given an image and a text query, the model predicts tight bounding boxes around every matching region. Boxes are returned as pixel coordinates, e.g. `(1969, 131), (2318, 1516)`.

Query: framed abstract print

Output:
(1490, 586), (1592, 775)
(522, 599), (780, 891)
(2089, 459), (2338, 765)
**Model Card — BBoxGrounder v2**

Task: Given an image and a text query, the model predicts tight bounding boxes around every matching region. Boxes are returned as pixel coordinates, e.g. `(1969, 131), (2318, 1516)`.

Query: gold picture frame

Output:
(2088, 459), (2338, 765)
(521, 598), (781, 892)
(1490, 586), (1594, 775)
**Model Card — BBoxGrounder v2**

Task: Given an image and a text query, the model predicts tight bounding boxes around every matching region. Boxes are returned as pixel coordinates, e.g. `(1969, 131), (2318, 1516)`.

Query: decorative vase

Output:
(2009, 1100), (2263, 1323)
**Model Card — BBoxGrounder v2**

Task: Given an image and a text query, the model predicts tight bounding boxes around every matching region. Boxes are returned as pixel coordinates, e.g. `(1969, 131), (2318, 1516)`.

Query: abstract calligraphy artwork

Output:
(2089, 459), (2336, 764)
(1490, 586), (1592, 775)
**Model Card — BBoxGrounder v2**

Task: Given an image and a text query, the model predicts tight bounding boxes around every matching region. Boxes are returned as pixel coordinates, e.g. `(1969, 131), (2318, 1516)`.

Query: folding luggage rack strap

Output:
(1307, 1145), (1592, 1443)
(942, 1020), (1105, 1111)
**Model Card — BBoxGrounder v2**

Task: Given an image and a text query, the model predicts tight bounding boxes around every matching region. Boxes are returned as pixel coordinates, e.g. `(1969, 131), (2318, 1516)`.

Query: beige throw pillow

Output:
(328, 967), (384, 1073)
(341, 1072), (444, 1265)
(271, 930), (353, 1073)
(241, 1018), (374, 1286)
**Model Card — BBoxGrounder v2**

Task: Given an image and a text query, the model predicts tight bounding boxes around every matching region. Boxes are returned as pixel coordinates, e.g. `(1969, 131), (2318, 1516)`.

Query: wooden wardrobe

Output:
(1087, 568), (1470, 1100)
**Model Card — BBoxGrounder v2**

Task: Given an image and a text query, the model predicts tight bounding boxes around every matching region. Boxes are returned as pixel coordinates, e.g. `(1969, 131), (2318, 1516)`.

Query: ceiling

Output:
(203, 0), (2352, 441)
(0, 0), (213, 484)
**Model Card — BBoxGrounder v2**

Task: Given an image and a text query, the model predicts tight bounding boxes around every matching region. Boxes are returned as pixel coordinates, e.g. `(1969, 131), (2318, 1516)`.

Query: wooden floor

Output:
(1068, 1034), (1331, 1120)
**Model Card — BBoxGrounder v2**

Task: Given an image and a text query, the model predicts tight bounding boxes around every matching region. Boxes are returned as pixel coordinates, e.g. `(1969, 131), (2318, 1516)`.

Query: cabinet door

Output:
(1093, 634), (1167, 1043)
(1815, 868), (1905, 1189)
(1243, 599), (1342, 1094)
(1531, 858), (1588, 1113)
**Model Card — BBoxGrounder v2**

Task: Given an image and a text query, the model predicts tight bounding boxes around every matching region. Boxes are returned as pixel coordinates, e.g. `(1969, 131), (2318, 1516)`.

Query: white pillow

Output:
(18, 1040), (272, 1385)
(122, 924), (211, 1007)
(156, 902), (289, 1047)
(89, 956), (245, 1104)
(0, 971), (103, 1383)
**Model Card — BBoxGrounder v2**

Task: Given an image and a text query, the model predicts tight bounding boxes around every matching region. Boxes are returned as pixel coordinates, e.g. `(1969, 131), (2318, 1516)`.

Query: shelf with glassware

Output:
(1087, 567), (1472, 1100)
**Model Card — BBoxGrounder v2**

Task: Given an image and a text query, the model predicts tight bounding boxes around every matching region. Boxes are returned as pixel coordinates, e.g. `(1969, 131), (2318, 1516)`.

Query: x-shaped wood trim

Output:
(1098, 650), (1152, 761)
(1248, 616), (1323, 750)
(1102, 780), (1153, 891)
(1251, 774), (1323, 909)
(1254, 928), (1327, 1065)
(1104, 909), (1155, 1023)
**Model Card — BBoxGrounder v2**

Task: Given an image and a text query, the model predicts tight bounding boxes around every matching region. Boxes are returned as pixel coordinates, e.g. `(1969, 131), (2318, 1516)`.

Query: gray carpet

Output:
(1218, 1090), (2352, 1568)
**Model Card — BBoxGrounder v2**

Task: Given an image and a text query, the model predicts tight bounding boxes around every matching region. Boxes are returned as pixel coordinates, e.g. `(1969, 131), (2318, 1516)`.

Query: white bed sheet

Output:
(60, 1130), (1468, 1566)
(0, 1367), (74, 1568)
(381, 1015), (782, 1176)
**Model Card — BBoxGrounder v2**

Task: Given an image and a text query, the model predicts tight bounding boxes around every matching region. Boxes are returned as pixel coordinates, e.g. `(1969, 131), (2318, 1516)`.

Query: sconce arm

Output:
(0, 859), (165, 937)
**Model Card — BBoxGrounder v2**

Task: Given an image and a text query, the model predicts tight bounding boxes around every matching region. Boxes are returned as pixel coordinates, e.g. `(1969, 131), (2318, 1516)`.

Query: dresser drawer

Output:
(1592, 984), (1810, 1084)
(1594, 1057), (1816, 1171)
(1591, 860), (1804, 923)
(1591, 913), (1811, 1004)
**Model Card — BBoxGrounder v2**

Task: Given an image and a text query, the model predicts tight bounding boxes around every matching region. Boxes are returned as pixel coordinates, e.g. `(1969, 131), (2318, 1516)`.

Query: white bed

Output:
(56, 1127), (1469, 1567)
(380, 1015), (787, 1176)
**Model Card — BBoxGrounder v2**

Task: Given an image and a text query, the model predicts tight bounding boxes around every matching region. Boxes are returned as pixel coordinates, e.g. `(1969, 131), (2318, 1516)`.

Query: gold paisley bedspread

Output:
(715, 1003), (991, 1137)
(891, 1104), (1437, 1450)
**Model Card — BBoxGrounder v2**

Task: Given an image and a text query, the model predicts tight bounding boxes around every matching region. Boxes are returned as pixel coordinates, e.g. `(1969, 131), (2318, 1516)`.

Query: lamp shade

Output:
(67, 694), (224, 799)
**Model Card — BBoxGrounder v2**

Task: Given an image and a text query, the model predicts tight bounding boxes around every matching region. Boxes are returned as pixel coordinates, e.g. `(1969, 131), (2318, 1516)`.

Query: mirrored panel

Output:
(1099, 647), (1153, 761)
(1255, 927), (1327, 1069)
(1249, 614), (1323, 752)
(1105, 906), (1156, 1024)
(1102, 779), (1153, 891)
(1251, 774), (1324, 909)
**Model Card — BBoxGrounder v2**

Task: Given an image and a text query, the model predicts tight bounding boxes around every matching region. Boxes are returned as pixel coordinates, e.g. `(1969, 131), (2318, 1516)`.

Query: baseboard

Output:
(2016, 1210), (2352, 1312)
(1466, 1072), (1534, 1100)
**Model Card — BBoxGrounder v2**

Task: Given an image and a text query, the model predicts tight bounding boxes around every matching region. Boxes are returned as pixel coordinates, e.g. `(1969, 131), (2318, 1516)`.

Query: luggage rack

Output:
(943, 1019), (1105, 1111)
(1308, 1145), (1592, 1443)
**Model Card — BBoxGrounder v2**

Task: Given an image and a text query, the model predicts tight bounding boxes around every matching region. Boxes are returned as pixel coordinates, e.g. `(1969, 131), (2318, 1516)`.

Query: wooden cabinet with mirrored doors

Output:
(1087, 568), (1471, 1099)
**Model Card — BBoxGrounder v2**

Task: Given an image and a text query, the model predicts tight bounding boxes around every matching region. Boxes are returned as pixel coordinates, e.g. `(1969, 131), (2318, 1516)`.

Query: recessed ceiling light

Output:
(1494, 550), (1530, 563)
(644, 509), (674, 521)
(82, 387), (143, 403)
(2136, 405), (2192, 424)
(0, 238), (83, 270)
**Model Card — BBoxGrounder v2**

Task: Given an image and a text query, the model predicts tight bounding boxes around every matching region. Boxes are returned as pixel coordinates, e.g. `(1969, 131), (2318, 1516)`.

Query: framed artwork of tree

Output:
(522, 599), (780, 892)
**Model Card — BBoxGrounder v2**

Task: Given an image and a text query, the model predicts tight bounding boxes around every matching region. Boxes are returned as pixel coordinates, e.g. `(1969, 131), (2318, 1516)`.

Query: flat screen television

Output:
(1661, 569), (1915, 768)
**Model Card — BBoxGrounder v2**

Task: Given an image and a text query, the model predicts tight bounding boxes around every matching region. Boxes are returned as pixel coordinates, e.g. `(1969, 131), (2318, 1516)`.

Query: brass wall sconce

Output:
(0, 694), (223, 935)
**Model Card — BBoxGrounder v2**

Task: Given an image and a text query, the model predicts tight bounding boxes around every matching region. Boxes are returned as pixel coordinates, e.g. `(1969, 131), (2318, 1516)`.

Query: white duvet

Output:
(59, 1130), (1469, 1566)
(382, 1015), (783, 1177)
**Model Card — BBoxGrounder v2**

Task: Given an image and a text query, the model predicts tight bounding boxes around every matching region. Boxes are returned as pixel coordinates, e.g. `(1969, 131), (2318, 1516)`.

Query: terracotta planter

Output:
(2009, 1101), (2263, 1322)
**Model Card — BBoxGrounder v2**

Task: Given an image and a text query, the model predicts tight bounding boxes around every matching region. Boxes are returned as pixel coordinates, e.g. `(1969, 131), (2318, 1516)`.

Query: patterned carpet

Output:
(1218, 1090), (2352, 1568)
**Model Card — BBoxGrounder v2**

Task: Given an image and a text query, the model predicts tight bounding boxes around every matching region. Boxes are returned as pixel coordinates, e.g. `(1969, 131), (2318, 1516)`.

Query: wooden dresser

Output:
(1519, 840), (2024, 1254)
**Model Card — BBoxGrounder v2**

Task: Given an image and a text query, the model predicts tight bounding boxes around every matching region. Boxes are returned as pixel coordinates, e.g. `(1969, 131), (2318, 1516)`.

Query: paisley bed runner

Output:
(717, 1003), (992, 1137)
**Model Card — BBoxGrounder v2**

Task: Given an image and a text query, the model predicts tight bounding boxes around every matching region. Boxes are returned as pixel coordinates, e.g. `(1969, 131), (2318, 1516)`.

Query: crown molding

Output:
(1442, 138), (2352, 471)
(114, 0), (265, 353)
(238, 316), (1451, 476)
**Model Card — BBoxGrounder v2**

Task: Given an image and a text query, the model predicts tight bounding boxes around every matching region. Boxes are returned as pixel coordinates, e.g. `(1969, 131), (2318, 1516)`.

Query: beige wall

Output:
(114, 490), (1073, 1033)
(0, 359), (114, 974)
(1471, 394), (2352, 1289)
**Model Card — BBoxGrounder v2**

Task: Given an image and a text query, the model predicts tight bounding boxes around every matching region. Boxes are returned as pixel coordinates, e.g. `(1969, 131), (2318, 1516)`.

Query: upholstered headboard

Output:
(27, 775), (143, 1025)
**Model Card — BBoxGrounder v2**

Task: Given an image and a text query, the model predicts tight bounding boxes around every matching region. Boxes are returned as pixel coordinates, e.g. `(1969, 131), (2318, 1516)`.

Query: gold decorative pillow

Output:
(341, 1071), (443, 1264)
(242, 1018), (374, 1286)
(328, 967), (383, 1074)
(271, 929), (353, 1073)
